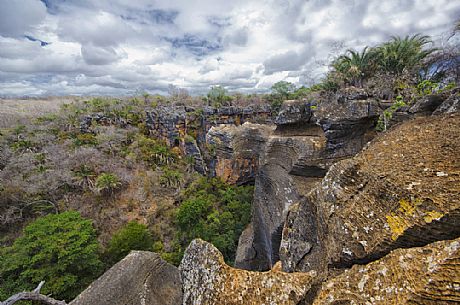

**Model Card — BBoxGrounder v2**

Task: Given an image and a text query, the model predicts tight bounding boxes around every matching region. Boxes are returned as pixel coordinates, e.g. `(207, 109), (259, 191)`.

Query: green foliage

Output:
(0, 211), (103, 301)
(73, 133), (98, 147)
(174, 177), (253, 264)
(206, 86), (233, 107)
(104, 221), (154, 265)
(374, 34), (435, 75)
(95, 173), (122, 195)
(270, 81), (296, 111)
(376, 95), (407, 131)
(160, 169), (183, 188)
(332, 47), (376, 87)
(129, 135), (178, 167)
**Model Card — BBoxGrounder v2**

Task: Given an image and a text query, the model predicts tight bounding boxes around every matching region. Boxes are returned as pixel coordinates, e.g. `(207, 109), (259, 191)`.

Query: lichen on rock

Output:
(179, 239), (315, 305)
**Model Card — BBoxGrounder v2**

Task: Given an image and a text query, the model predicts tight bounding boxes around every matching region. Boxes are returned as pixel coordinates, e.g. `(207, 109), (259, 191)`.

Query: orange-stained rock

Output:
(179, 239), (315, 305)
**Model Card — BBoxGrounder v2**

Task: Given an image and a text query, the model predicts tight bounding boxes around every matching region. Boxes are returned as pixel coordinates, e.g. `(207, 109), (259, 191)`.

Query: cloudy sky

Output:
(0, 0), (459, 96)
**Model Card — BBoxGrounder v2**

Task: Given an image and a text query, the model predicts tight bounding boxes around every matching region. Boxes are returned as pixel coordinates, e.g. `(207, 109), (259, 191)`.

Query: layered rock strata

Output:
(280, 114), (460, 280)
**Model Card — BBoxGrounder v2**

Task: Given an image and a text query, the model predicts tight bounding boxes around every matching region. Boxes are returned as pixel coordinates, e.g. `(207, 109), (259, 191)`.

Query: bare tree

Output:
(1, 281), (67, 305)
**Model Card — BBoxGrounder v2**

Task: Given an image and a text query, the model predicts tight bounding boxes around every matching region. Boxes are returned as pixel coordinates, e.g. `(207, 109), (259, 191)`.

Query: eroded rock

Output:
(206, 123), (274, 185)
(70, 251), (182, 305)
(180, 239), (315, 305)
(236, 96), (380, 271)
(281, 114), (460, 278)
(313, 238), (460, 304)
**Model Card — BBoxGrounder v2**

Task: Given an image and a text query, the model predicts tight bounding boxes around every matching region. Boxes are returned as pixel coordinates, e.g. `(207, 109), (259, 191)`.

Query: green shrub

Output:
(0, 211), (103, 301)
(174, 177), (253, 264)
(95, 173), (122, 195)
(104, 221), (154, 265)
(73, 133), (98, 147)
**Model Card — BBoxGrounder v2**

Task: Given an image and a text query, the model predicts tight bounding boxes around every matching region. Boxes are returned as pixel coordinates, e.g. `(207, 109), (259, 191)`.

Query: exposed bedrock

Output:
(206, 122), (274, 185)
(313, 237), (460, 304)
(70, 251), (182, 305)
(145, 105), (273, 174)
(280, 114), (460, 281)
(236, 91), (381, 271)
(179, 239), (315, 305)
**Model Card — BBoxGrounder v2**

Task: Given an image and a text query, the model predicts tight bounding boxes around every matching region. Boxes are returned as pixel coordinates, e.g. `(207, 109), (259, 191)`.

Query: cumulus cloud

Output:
(0, 0), (459, 96)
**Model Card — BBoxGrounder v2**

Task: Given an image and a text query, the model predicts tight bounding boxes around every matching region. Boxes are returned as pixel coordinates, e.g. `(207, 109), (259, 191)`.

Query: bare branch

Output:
(1, 281), (67, 305)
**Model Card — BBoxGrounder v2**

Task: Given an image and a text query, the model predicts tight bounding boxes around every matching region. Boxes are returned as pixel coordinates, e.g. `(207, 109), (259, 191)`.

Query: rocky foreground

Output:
(24, 89), (459, 305)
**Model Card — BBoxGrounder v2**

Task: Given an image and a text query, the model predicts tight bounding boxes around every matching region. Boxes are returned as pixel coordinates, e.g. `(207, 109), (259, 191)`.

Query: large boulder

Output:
(280, 114), (460, 279)
(313, 238), (460, 304)
(179, 239), (315, 305)
(70, 251), (182, 305)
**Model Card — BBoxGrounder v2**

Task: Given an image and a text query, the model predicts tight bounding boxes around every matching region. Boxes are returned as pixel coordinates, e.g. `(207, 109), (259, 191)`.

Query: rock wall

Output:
(70, 251), (182, 305)
(145, 105), (273, 176)
(179, 239), (315, 305)
(236, 90), (381, 271)
(280, 114), (460, 280)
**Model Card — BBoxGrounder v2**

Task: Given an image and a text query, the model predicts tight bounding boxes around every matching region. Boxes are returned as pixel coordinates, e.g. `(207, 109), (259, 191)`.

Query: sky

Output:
(0, 0), (459, 97)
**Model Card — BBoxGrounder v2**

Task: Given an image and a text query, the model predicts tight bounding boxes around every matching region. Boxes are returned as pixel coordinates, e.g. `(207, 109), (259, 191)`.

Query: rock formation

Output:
(313, 238), (460, 304)
(179, 239), (315, 305)
(206, 123), (274, 185)
(236, 90), (381, 271)
(145, 105), (273, 175)
(280, 114), (460, 280)
(70, 251), (182, 305)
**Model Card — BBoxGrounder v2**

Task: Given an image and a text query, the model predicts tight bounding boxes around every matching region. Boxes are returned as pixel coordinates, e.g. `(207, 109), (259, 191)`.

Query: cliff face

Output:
(236, 89), (381, 271)
(145, 105), (273, 177)
(280, 114), (460, 280)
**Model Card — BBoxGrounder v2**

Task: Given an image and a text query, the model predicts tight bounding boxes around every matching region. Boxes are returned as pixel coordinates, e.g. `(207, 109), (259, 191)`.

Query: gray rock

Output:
(70, 251), (182, 305)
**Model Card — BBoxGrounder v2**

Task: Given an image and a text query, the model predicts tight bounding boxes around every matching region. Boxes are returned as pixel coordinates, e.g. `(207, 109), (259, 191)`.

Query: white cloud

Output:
(0, 0), (459, 96)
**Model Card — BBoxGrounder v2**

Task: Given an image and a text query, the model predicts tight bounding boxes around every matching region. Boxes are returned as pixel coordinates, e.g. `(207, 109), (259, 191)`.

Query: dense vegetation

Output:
(0, 211), (103, 301)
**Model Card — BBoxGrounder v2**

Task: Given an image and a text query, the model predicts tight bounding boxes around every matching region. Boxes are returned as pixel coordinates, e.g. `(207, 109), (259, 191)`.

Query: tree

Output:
(270, 81), (296, 111)
(104, 221), (154, 265)
(0, 211), (103, 302)
(332, 47), (377, 87)
(374, 34), (435, 75)
(206, 86), (232, 107)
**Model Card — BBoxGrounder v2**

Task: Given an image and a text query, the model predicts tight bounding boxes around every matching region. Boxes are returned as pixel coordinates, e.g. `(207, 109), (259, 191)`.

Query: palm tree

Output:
(374, 34), (435, 75)
(332, 47), (377, 87)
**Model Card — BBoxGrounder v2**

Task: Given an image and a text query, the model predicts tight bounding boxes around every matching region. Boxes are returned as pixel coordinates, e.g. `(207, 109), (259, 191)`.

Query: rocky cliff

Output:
(280, 114), (460, 281)
(236, 89), (381, 271)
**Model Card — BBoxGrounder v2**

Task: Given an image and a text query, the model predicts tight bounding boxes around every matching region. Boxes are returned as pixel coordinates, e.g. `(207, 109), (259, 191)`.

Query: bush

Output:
(95, 173), (122, 195)
(104, 221), (154, 265)
(0, 211), (103, 301)
(174, 177), (253, 264)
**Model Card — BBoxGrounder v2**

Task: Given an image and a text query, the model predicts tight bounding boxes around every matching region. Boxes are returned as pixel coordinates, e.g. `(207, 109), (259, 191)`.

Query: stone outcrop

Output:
(313, 238), (460, 304)
(280, 114), (460, 280)
(145, 105), (273, 175)
(206, 123), (274, 185)
(179, 239), (315, 305)
(236, 90), (381, 271)
(70, 251), (182, 305)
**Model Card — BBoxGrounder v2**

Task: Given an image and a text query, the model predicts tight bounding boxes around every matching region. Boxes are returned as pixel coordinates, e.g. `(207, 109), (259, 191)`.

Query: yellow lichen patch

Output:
(386, 214), (409, 241)
(423, 211), (444, 223)
(398, 198), (422, 216)
(386, 198), (424, 240)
